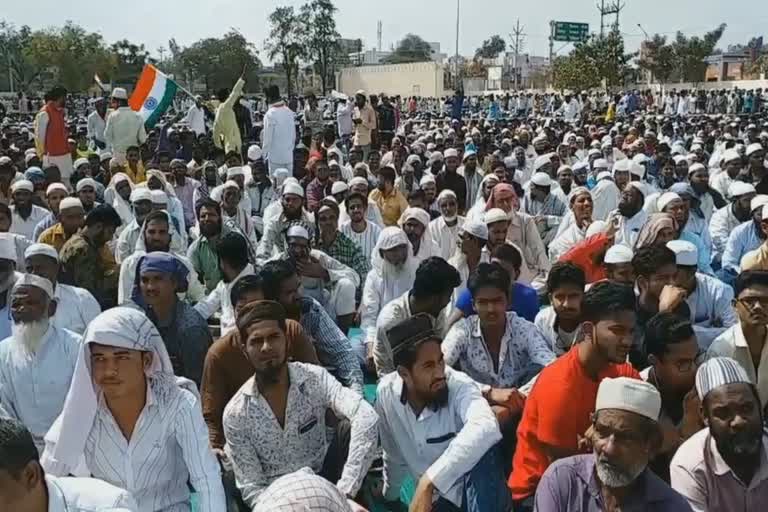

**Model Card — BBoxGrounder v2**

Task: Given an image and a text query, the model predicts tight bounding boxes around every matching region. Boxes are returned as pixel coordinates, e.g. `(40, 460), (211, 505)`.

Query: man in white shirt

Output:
(223, 300), (378, 508)
(184, 95), (207, 136)
(0, 417), (139, 511)
(710, 182), (755, 266)
(0, 274), (81, 452)
(42, 307), (226, 512)
(194, 231), (254, 336)
(707, 270), (768, 405)
(86, 98), (108, 150)
(340, 191), (383, 262)
(9, 180), (48, 242)
(24, 243), (100, 335)
(103, 88), (147, 164)
(337, 98), (354, 155)
(614, 181), (648, 248)
(376, 314), (511, 511)
(400, 207), (441, 266)
(262, 85), (296, 177)
(429, 190), (465, 261)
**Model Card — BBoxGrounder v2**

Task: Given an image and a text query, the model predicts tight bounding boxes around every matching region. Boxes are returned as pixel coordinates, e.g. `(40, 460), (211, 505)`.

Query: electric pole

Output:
(597, 0), (625, 38)
(509, 19), (526, 90)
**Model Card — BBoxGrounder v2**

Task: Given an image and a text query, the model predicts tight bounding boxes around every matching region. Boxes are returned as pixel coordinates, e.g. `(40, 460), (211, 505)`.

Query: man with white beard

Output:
(429, 189), (465, 260)
(0, 274), (81, 452)
(535, 377), (692, 511)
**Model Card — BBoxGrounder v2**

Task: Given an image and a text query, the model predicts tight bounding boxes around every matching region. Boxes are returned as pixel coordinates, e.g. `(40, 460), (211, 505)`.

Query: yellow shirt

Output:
(39, 223), (117, 273)
(369, 188), (409, 227)
(125, 161), (146, 184)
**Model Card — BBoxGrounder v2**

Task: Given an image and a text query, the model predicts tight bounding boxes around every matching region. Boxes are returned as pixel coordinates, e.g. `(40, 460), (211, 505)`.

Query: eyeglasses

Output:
(671, 350), (706, 373)
(737, 297), (768, 310)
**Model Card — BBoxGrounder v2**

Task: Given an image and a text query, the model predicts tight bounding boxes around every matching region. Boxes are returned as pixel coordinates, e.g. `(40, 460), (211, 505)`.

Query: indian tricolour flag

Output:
(128, 64), (178, 128)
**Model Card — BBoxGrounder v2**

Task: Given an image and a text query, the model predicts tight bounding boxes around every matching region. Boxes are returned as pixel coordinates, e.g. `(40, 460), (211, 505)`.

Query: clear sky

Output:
(3, 0), (765, 61)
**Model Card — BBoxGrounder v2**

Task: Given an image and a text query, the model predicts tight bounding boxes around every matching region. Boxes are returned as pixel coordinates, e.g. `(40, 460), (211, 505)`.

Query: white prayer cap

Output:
(428, 151), (444, 163)
(750, 194), (768, 212)
(596, 170), (612, 181)
(286, 225), (310, 240)
(762, 204), (768, 221)
(247, 145), (262, 161)
(331, 181), (348, 195)
(462, 149), (477, 161)
(629, 162), (645, 178)
(437, 189), (457, 202)
(75, 177), (97, 192)
(604, 245), (634, 264)
(612, 159), (631, 174)
(461, 219), (488, 240)
(503, 156), (516, 169)
(696, 357), (752, 400)
(24, 243), (59, 262)
(687, 163), (707, 176)
(150, 189), (168, 204)
(46, 182), (68, 196)
(99, 152), (112, 162)
(274, 168), (290, 187)
(11, 179), (33, 193)
(672, 155), (688, 165)
(444, 148), (459, 159)
(531, 172), (553, 187)
(222, 180), (240, 191)
(0, 234), (17, 262)
(377, 226), (409, 251)
(73, 157), (90, 169)
(348, 176), (369, 189)
(484, 208), (509, 225)
(12, 273), (54, 299)
(722, 149), (742, 164)
(657, 192), (682, 212)
(282, 182), (305, 198)
(632, 153), (648, 164)
(399, 207), (430, 228)
(667, 240), (698, 267)
(595, 377), (661, 422)
(588, 148), (602, 157)
(585, 220), (606, 238)
(533, 154), (551, 171)
(746, 143), (764, 156)
(111, 87), (128, 100)
(625, 181), (647, 197)
(593, 158), (609, 171)
(728, 181), (755, 198)
(58, 197), (83, 211)
(226, 166), (245, 179)
(0, 156), (11, 166)
(355, 89), (366, 96)
(419, 175), (436, 187)
(130, 188), (152, 203)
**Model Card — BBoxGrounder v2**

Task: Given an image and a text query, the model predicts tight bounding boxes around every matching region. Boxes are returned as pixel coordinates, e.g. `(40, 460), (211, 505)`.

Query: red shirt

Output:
(559, 233), (611, 284)
(509, 346), (640, 499)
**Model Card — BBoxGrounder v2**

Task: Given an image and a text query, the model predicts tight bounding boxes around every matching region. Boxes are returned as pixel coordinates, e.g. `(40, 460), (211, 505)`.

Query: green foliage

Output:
(383, 34), (433, 64)
(475, 35), (506, 59)
(178, 31), (261, 93)
(638, 24), (726, 84)
(265, 6), (306, 96)
(109, 39), (149, 85)
(553, 32), (633, 91)
(0, 21), (37, 92)
(300, 0), (340, 94)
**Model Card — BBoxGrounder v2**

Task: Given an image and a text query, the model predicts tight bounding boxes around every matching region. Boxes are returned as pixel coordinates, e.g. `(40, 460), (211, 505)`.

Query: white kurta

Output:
(709, 206), (743, 263)
(429, 216), (465, 261)
(614, 209), (648, 248)
(686, 273), (738, 350)
(591, 179), (620, 222)
(52, 284), (101, 335)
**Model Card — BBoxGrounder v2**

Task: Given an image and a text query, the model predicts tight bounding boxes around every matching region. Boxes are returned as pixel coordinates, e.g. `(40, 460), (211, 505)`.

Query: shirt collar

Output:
(45, 475), (67, 512)
(245, 363), (309, 398)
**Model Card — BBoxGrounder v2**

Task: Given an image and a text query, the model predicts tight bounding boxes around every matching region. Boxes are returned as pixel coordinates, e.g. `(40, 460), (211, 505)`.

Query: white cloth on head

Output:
(25, 242), (60, 262)
(11, 179), (34, 193)
(76, 178), (97, 193)
(667, 240), (698, 266)
(46, 182), (68, 196)
(12, 273), (54, 298)
(605, 245), (633, 264)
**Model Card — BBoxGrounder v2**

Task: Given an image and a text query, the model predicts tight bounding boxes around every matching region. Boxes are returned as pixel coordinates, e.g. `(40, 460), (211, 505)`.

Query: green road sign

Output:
(553, 22), (589, 43)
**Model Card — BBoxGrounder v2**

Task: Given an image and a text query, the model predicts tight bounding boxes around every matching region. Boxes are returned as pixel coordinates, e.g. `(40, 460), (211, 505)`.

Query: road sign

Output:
(552, 22), (589, 43)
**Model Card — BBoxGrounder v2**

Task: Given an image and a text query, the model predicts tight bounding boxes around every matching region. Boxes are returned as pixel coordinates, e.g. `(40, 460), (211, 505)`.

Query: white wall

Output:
(336, 62), (449, 98)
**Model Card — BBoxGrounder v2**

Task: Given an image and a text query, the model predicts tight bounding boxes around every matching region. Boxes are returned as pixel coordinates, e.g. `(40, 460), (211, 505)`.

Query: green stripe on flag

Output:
(145, 80), (178, 129)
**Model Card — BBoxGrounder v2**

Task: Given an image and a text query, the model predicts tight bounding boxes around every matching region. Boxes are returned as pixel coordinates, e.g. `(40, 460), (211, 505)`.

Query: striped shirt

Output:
(340, 221), (382, 263)
(48, 381), (226, 512)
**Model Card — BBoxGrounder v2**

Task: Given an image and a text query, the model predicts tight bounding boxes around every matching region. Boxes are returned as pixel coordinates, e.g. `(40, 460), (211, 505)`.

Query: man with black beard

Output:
(376, 314), (511, 512)
(613, 182), (648, 248)
(710, 182), (756, 267)
(187, 198), (225, 293)
(222, 300), (378, 509)
(256, 181), (313, 265)
(671, 357), (768, 510)
(536, 377), (691, 511)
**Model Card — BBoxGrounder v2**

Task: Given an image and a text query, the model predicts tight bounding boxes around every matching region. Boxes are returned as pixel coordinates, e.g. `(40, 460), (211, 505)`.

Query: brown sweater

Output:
(201, 319), (318, 448)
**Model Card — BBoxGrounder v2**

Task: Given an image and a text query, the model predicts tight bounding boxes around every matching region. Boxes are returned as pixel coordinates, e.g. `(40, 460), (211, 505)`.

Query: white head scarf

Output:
(41, 307), (195, 473)
(104, 172), (135, 226)
(146, 169), (177, 197)
(370, 227), (418, 306)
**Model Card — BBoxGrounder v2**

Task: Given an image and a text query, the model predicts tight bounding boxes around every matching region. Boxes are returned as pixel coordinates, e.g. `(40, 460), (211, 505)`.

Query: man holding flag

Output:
(104, 87), (147, 164)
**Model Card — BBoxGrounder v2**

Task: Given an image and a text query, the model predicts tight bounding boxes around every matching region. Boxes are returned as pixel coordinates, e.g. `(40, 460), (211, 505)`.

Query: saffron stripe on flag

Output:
(129, 65), (157, 111)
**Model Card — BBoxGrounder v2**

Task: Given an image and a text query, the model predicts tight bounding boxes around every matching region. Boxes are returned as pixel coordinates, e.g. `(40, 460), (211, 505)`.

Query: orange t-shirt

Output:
(509, 346), (640, 500)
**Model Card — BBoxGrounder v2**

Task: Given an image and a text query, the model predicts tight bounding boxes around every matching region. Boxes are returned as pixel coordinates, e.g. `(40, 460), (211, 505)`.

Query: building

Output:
(336, 61), (450, 98)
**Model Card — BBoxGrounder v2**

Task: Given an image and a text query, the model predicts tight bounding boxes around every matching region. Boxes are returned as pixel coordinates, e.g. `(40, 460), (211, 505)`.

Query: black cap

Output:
(386, 314), (438, 355)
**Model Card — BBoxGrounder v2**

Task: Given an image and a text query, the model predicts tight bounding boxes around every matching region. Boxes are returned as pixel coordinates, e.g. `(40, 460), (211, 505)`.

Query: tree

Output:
(179, 31), (260, 93)
(671, 24), (726, 83)
(0, 21), (38, 92)
(383, 34), (432, 64)
(109, 39), (149, 85)
(638, 34), (676, 83)
(553, 32), (633, 91)
(265, 6), (306, 96)
(300, 0), (340, 94)
(475, 35), (506, 59)
(24, 22), (114, 92)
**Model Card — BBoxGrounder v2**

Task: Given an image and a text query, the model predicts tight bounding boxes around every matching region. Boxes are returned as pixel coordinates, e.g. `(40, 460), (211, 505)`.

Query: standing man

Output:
(185, 95), (208, 137)
(353, 90), (376, 160)
(34, 86), (74, 185)
(337, 97), (354, 157)
(262, 85), (296, 177)
(213, 69), (247, 155)
(86, 97), (108, 150)
(103, 88), (147, 165)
